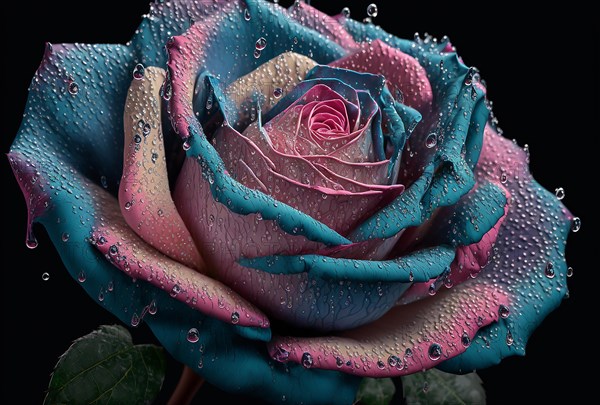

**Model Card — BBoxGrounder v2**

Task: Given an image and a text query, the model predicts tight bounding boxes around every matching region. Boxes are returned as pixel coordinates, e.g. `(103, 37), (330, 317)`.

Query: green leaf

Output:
(355, 377), (396, 405)
(44, 324), (166, 405)
(402, 368), (486, 405)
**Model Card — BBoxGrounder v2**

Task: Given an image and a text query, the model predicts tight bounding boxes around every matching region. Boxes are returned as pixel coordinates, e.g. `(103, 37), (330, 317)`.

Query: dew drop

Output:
(461, 332), (471, 347)
(336, 357), (344, 368)
(42, 272), (50, 281)
(301, 352), (313, 368)
(255, 37), (267, 50)
(187, 328), (200, 343)
(376, 360), (385, 369)
(506, 331), (514, 346)
(545, 262), (555, 279)
(98, 289), (105, 302)
(366, 3), (378, 17)
(253, 48), (262, 59)
(133, 63), (145, 80)
(131, 313), (140, 327)
(243, 8), (251, 21)
(100, 175), (108, 189)
(231, 311), (240, 324)
(571, 217), (581, 232)
(428, 343), (442, 361)
(408, 270), (414, 282)
(205, 93), (213, 110)
(273, 347), (290, 362)
(273, 87), (283, 98)
(554, 187), (565, 200)
(143, 123), (151, 136)
(68, 81), (79, 95)
(78, 270), (86, 283)
(425, 132), (438, 148)
(182, 138), (192, 151)
(107, 281), (114, 292)
(500, 171), (507, 184)
(341, 7), (350, 18)
(388, 355), (401, 369)
(405, 348), (413, 357)
(61, 232), (70, 242)
(109, 245), (118, 256)
(567, 266), (574, 278)
(498, 305), (510, 319)
(170, 284), (182, 297)
(148, 299), (158, 315)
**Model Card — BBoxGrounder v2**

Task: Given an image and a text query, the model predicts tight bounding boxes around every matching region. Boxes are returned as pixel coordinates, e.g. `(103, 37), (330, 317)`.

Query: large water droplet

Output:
(255, 37), (267, 50)
(68, 81), (79, 95)
(506, 331), (514, 346)
(253, 48), (262, 59)
(428, 343), (442, 361)
(461, 332), (471, 347)
(61, 232), (70, 242)
(301, 352), (313, 368)
(366, 3), (378, 17)
(555, 187), (565, 200)
(545, 262), (555, 279)
(26, 228), (38, 249)
(131, 313), (140, 327)
(42, 272), (50, 281)
(425, 132), (438, 148)
(187, 328), (200, 343)
(243, 8), (251, 21)
(567, 266), (574, 278)
(133, 63), (145, 80)
(341, 7), (350, 18)
(273, 87), (283, 98)
(78, 270), (86, 283)
(388, 355), (401, 369)
(273, 347), (289, 362)
(170, 284), (182, 297)
(231, 311), (240, 324)
(499, 305), (510, 318)
(148, 299), (158, 315)
(182, 137), (192, 151)
(571, 217), (581, 232)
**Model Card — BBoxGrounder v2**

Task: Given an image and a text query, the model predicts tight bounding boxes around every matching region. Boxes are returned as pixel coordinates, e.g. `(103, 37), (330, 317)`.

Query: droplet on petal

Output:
(554, 187), (565, 200)
(498, 305), (510, 318)
(273, 87), (283, 98)
(428, 343), (442, 361)
(301, 352), (313, 368)
(187, 328), (200, 343)
(341, 7), (350, 18)
(255, 37), (267, 50)
(244, 8), (251, 21)
(571, 217), (581, 232)
(68, 81), (79, 95)
(133, 63), (145, 80)
(425, 132), (438, 148)
(545, 262), (555, 279)
(231, 311), (240, 324)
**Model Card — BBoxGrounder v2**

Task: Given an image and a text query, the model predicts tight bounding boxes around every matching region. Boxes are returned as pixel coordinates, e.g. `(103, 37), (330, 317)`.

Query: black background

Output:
(1, 1), (596, 404)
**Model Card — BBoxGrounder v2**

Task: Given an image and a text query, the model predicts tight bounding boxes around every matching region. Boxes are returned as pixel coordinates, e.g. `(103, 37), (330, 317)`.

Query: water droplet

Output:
(131, 313), (140, 327)
(187, 328), (200, 343)
(499, 305), (510, 319)
(182, 137), (192, 151)
(100, 175), (108, 189)
(408, 270), (414, 282)
(170, 284), (182, 297)
(243, 8), (251, 21)
(273, 87), (283, 98)
(341, 7), (350, 18)
(428, 343), (442, 361)
(500, 171), (507, 184)
(68, 81), (79, 95)
(143, 123), (151, 136)
(293, 36), (298, 45)
(205, 93), (213, 110)
(42, 272), (50, 281)
(405, 348), (413, 357)
(545, 262), (555, 279)
(133, 63), (145, 80)
(366, 3), (378, 17)
(98, 289), (105, 302)
(362, 17), (372, 24)
(109, 245), (118, 256)
(253, 48), (262, 59)
(388, 355), (401, 369)
(78, 271), (86, 283)
(107, 281), (114, 291)
(273, 347), (290, 362)
(425, 132), (438, 148)
(231, 311), (240, 324)
(374, 360), (385, 369)
(336, 357), (344, 368)
(423, 381), (429, 394)
(255, 37), (267, 50)
(461, 332), (471, 347)
(148, 299), (158, 314)
(571, 217), (581, 232)
(301, 352), (313, 368)
(506, 331), (514, 346)
(60, 232), (70, 242)
(428, 284), (436, 296)
(555, 187), (565, 200)
(567, 266), (574, 278)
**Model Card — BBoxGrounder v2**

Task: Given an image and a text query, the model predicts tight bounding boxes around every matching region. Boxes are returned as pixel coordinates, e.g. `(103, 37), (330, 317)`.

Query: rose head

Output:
(9, 1), (576, 404)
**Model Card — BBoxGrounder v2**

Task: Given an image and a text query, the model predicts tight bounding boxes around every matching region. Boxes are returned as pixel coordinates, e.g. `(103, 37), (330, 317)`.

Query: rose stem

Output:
(167, 366), (205, 405)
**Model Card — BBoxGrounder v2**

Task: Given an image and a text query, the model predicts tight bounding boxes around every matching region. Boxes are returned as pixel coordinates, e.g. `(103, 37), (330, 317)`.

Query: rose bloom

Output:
(9, 1), (576, 403)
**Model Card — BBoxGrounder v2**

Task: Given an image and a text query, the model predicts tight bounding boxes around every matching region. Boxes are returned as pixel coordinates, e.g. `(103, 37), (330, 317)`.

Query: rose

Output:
(9, 1), (576, 403)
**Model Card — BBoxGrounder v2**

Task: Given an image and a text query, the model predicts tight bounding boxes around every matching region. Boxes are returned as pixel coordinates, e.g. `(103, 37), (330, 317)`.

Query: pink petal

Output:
(269, 284), (509, 376)
(215, 124), (404, 235)
(330, 39), (433, 114)
(119, 67), (202, 270)
(91, 185), (268, 328)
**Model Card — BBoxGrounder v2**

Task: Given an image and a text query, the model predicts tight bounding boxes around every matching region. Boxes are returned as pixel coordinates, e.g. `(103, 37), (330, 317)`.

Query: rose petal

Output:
(167, 0), (346, 139)
(224, 52), (317, 128)
(119, 67), (202, 270)
(268, 283), (509, 377)
(438, 126), (573, 372)
(331, 39), (433, 114)
(287, 1), (358, 51)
